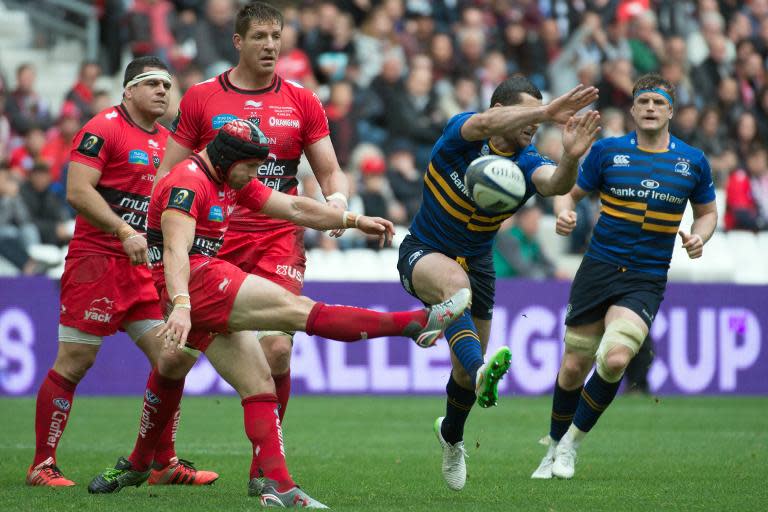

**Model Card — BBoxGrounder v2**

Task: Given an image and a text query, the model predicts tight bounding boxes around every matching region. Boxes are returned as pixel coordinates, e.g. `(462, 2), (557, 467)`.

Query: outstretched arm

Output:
(532, 111), (601, 196)
(460, 84), (598, 141)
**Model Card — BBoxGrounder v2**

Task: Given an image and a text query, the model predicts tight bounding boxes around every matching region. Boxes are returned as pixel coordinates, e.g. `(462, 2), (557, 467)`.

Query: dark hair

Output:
(122, 56), (168, 87)
(489, 74), (542, 107)
(632, 73), (676, 106)
(235, 2), (284, 37)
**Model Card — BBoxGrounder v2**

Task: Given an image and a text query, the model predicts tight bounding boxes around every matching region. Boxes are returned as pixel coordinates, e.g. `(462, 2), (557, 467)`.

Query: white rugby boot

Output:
(531, 436), (558, 479)
(433, 416), (467, 491)
(552, 436), (578, 479)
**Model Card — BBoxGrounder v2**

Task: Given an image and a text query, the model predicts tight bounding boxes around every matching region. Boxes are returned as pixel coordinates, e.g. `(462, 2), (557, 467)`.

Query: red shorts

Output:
(157, 258), (248, 352)
(59, 255), (162, 337)
(217, 225), (305, 295)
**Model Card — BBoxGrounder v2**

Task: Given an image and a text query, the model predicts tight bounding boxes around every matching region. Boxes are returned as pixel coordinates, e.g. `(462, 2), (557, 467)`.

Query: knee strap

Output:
(564, 328), (602, 355)
(596, 318), (646, 382)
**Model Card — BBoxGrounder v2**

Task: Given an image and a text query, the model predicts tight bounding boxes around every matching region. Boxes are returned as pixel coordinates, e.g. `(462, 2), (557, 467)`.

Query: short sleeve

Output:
(170, 86), (203, 149)
(691, 154), (716, 204)
(576, 140), (603, 192)
(439, 112), (476, 152)
(237, 179), (273, 212)
(69, 116), (114, 172)
(302, 89), (330, 146)
(164, 174), (207, 220)
(517, 147), (557, 196)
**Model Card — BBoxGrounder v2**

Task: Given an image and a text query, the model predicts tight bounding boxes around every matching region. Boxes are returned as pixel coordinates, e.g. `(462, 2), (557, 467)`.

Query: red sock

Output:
(305, 302), (427, 341)
(33, 369), (76, 466)
(242, 394), (294, 491)
(153, 407), (180, 467)
(273, 371), (291, 423)
(127, 369), (185, 471)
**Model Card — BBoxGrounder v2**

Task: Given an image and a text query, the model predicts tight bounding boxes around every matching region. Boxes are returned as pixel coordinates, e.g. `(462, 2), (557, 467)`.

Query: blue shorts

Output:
(397, 234), (495, 320)
(566, 256), (667, 329)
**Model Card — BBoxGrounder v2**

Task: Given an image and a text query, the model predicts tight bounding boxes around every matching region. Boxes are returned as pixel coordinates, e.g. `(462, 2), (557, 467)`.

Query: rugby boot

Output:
(148, 457), (219, 485)
(475, 346), (512, 408)
(552, 437), (578, 479)
(248, 477), (329, 508)
(405, 288), (472, 348)
(531, 436), (558, 479)
(88, 456), (150, 493)
(434, 416), (467, 491)
(26, 457), (75, 487)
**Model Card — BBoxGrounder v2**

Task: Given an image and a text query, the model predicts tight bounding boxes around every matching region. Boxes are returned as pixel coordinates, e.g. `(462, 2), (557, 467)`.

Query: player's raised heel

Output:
(475, 346), (512, 408)
(87, 457), (150, 494)
(433, 416), (467, 491)
(408, 288), (472, 348)
(248, 477), (329, 508)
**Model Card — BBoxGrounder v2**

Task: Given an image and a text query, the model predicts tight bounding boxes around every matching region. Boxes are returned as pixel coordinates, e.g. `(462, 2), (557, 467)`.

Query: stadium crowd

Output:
(1, 0), (768, 276)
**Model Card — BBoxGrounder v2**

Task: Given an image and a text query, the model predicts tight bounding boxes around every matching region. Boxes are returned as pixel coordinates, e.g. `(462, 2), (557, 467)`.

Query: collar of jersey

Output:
(488, 139), (516, 157)
(220, 70), (280, 95)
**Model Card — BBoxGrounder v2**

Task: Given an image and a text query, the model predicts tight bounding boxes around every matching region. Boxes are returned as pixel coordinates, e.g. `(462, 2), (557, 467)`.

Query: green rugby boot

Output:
(88, 457), (150, 494)
(475, 346), (512, 408)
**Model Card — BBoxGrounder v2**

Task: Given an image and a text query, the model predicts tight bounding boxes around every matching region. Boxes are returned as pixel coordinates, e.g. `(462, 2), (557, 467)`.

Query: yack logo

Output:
(84, 297), (114, 323)
(613, 154), (630, 167)
(53, 398), (71, 411)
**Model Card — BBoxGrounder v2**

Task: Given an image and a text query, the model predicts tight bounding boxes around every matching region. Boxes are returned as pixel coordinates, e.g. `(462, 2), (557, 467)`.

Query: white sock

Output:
(563, 424), (587, 448)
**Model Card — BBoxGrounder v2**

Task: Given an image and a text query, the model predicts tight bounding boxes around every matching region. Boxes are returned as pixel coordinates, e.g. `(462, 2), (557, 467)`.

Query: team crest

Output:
(153, 155), (161, 168)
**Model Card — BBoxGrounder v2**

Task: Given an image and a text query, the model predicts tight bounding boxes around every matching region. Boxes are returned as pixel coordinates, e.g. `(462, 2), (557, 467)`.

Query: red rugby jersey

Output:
(170, 70), (329, 232)
(67, 104), (168, 259)
(147, 155), (272, 283)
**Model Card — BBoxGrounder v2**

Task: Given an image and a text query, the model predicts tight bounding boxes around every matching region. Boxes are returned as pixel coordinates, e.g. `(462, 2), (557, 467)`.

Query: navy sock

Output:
(573, 372), (623, 433)
(441, 375), (475, 445)
(445, 310), (484, 383)
(549, 377), (582, 441)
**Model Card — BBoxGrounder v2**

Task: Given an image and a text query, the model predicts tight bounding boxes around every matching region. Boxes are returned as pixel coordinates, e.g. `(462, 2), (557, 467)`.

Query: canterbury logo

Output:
(613, 155), (630, 166)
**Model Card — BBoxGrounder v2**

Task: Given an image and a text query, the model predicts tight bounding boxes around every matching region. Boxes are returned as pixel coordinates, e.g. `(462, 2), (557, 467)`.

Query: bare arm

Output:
(157, 209), (195, 349)
(260, 191), (395, 247)
(304, 136), (350, 204)
(460, 84), (598, 142)
(553, 184), (590, 237)
(154, 137), (193, 190)
(679, 200), (718, 259)
(532, 111), (601, 196)
(66, 161), (148, 264)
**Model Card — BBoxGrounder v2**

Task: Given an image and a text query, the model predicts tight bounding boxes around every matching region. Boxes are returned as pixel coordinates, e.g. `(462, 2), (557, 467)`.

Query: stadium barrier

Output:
(1, 278), (765, 396)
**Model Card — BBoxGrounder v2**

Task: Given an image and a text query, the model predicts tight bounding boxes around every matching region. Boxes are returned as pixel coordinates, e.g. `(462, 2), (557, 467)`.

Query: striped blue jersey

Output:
(409, 112), (554, 256)
(578, 132), (716, 276)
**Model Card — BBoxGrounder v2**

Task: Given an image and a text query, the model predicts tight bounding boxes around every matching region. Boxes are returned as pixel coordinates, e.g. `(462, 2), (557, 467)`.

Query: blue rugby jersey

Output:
(578, 132), (716, 276)
(409, 112), (554, 257)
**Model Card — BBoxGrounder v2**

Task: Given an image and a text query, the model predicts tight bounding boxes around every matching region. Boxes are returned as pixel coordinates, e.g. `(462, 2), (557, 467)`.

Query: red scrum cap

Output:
(206, 119), (270, 182)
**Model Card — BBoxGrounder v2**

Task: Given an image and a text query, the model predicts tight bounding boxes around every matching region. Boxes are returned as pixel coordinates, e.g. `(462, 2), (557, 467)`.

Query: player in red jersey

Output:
(88, 120), (470, 505)
(27, 57), (217, 488)
(158, 2), (350, 422)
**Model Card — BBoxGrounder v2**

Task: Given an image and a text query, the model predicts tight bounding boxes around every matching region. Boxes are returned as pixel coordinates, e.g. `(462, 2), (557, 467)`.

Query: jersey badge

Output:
(212, 114), (238, 129)
(77, 132), (105, 158)
(129, 150), (149, 165)
(208, 205), (224, 222)
(613, 154), (631, 167)
(105, 110), (118, 120)
(153, 155), (161, 168)
(168, 187), (196, 213)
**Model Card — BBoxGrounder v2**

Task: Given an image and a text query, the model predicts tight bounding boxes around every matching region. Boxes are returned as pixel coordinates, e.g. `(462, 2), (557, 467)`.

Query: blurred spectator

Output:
(386, 139), (422, 222)
(125, 0), (181, 67)
(493, 203), (565, 279)
(5, 63), (52, 134)
(594, 15), (633, 62)
(478, 51), (509, 108)
(65, 62), (101, 123)
(660, 59), (694, 107)
(325, 80), (358, 169)
(501, 20), (547, 87)
(0, 167), (45, 274)
(91, 90), (114, 116)
(429, 32), (458, 85)
(628, 10), (664, 73)
(385, 66), (443, 169)
(40, 102), (81, 182)
(0, 95), (10, 163)
(548, 12), (602, 97)
(454, 27), (487, 80)
(354, 6), (405, 87)
(19, 163), (73, 247)
(725, 144), (768, 231)
(734, 51), (765, 108)
(314, 12), (356, 84)
(600, 107), (628, 138)
(596, 58), (634, 111)
(275, 23), (317, 87)
(754, 86), (768, 140)
(438, 75), (480, 120)
(670, 103), (699, 144)
(687, 9), (734, 66)
(8, 126), (47, 178)
(716, 77), (745, 127)
(193, 0), (238, 76)
(691, 34), (734, 103)
(732, 111), (761, 166)
(692, 106), (733, 184)
(399, 8), (436, 59)
(178, 64), (205, 94)
(358, 153), (406, 247)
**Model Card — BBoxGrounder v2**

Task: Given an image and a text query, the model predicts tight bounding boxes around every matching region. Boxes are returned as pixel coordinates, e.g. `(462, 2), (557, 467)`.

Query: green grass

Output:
(1, 396), (766, 511)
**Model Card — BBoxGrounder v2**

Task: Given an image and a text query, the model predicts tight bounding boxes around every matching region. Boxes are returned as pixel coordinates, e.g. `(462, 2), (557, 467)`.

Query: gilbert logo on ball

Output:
(464, 155), (526, 213)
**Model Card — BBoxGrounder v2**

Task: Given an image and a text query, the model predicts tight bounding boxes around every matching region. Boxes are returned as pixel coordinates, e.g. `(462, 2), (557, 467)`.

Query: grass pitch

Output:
(1, 395), (766, 511)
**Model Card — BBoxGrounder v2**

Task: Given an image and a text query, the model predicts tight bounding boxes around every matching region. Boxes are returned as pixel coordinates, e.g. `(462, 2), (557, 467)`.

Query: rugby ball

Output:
(464, 155), (526, 212)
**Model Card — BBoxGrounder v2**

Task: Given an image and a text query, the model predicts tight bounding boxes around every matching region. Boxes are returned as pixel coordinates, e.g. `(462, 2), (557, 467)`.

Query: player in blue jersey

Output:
(397, 75), (601, 491)
(531, 74), (718, 480)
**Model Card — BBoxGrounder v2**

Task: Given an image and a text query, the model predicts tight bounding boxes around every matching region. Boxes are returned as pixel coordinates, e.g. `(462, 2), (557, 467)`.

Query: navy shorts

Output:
(566, 256), (667, 329)
(397, 234), (495, 320)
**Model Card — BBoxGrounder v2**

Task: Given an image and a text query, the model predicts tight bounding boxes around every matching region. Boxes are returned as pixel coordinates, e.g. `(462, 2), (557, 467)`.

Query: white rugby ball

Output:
(464, 155), (526, 213)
